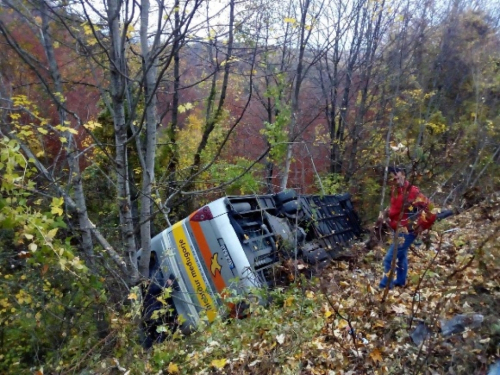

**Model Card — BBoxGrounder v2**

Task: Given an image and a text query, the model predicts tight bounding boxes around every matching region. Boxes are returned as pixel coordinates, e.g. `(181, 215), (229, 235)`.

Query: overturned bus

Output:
(139, 190), (362, 336)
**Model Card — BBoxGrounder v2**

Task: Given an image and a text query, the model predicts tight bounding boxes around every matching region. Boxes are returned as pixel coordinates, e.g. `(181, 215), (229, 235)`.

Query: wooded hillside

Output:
(0, 0), (499, 373)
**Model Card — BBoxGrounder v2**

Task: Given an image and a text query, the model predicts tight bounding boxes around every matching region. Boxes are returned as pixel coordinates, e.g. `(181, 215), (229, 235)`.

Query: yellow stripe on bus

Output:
(171, 222), (217, 322)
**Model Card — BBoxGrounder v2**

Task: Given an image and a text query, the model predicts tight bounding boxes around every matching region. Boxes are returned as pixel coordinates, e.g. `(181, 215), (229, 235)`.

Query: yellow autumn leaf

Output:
(211, 358), (227, 369)
(178, 102), (193, 113)
(51, 206), (63, 216)
(59, 258), (67, 270)
(284, 296), (294, 307)
(46, 228), (58, 240)
(83, 23), (93, 35)
(167, 362), (179, 374)
(38, 127), (48, 135)
(126, 24), (134, 38)
(87, 37), (98, 46)
(12, 94), (29, 106)
(370, 348), (383, 363)
(127, 292), (138, 300)
(284, 17), (296, 23)
(306, 290), (315, 299)
(324, 310), (333, 318)
(51, 197), (64, 216)
(337, 319), (348, 330)
(59, 137), (67, 143)
(83, 121), (102, 130)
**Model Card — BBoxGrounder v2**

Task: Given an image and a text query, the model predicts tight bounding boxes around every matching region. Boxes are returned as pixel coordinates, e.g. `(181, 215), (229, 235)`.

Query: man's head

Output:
(388, 166), (406, 187)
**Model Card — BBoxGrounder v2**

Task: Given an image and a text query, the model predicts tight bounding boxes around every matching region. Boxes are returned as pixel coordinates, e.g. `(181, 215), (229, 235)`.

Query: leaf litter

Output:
(147, 193), (500, 374)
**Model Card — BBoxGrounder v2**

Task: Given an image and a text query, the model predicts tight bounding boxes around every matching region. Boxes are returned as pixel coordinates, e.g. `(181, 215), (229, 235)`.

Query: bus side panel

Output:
(209, 213), (261, 289)
(188, 198), (257, 291)
(185, 219), (234, 294)
(171, 220), (218, 322)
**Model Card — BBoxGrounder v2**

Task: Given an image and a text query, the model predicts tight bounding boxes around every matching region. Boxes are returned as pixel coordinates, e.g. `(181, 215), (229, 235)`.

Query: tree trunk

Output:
(347, 0), (384, 179)
(332, 0), (365, 175)
(107, 0), (138, 284)
(280, 0), (313, 189)
(193, 0), (235, 172)
(137, 0), (159, 278)
(39, 0), (96, 268)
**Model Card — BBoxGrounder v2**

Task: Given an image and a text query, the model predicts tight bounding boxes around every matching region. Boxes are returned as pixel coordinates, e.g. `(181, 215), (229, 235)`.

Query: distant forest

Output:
(0, 0), (499, 372)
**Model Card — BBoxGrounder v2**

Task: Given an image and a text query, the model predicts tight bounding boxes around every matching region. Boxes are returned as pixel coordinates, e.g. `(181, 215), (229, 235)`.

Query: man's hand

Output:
(377, 209), (388, 224)
(413, 224), (424, 236)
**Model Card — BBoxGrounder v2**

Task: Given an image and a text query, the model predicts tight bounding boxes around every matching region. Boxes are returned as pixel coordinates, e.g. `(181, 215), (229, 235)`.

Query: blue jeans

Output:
(379, 232), (417, 288)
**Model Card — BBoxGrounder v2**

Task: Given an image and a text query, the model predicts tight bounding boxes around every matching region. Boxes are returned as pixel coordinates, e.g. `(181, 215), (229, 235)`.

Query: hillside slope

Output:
(95, 194), (500, 375)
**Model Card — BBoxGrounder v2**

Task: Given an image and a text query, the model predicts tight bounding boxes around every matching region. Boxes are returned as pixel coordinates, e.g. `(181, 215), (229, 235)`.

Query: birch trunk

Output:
(107, 0), (138, 283)
(39, 0), (95, 268)
(347, 0), (383, 179)
(192, 0), (235, 171)
(332, 0), (365, 175)
(137, 0), (158, 278)
(280, 0), (312, 190)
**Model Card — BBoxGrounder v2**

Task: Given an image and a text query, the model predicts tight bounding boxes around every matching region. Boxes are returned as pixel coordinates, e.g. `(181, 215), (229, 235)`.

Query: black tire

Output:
(274, 190), (297, 205)
(232, 202), (251, 213)
(282, 200), (305, 221)
(282, 200), (299, 214)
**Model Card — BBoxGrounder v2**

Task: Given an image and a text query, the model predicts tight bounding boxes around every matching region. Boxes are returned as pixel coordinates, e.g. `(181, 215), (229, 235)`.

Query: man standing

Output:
(378, 167), (436, 289)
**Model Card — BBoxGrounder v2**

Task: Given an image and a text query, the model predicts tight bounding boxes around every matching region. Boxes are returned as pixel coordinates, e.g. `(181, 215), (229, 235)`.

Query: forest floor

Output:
(102, 194), (500, 375)
(295, 193), (500, 375)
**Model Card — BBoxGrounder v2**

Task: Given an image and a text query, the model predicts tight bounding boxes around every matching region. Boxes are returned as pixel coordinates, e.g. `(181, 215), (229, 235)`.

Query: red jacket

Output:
(388, 181), (436, 231)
